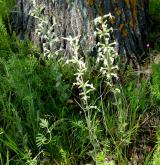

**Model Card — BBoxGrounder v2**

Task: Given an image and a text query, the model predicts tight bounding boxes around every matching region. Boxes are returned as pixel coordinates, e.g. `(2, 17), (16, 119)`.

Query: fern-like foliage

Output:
(36, 133), (47, 147)
(39, 118), (49, 129)
(36, 118), (52, 148)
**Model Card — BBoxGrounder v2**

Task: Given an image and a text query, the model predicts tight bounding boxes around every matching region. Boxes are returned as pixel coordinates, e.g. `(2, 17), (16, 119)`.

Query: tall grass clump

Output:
(0, 54), (73, 164)
(150, 62), (160, 106)
(152, 127), (160, 165)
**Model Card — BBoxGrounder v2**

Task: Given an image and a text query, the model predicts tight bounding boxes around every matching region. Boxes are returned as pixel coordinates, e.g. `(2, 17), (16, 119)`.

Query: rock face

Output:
(11, 0), (149, 64)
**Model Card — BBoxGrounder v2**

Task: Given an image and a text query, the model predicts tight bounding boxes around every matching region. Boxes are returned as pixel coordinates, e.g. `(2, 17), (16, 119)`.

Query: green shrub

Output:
(149, 0), (160, 16)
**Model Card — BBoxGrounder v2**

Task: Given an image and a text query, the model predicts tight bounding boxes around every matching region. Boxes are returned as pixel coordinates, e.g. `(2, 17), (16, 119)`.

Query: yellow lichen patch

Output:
(109, 17), (116, 24)
(129, 19), (134, 28)
(125, 0), (131, 9)
(115, 7), (121, 16)
(118, 24), (125, 31)
(122, 29), (129, 37)
(86, 0), (95, 6)
(113, 0), (118, 5)
(132, 0), (138, 19)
